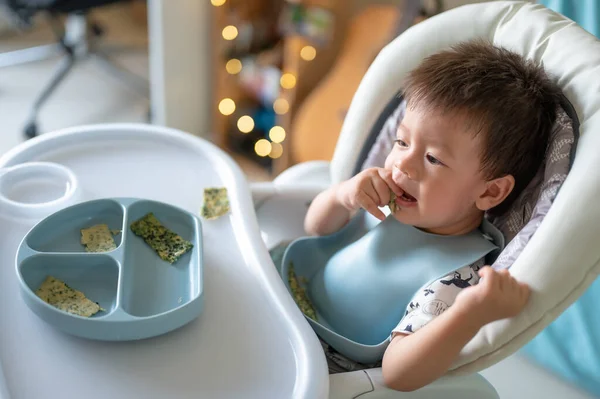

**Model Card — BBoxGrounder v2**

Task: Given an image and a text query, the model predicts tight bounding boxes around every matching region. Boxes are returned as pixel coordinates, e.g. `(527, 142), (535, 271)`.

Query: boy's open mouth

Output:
(398, 190), (417, 202)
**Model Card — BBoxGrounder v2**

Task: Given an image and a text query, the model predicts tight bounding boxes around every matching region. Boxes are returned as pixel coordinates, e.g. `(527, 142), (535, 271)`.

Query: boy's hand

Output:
(454, 267), (530, 326)
(335, 168), (402, 221)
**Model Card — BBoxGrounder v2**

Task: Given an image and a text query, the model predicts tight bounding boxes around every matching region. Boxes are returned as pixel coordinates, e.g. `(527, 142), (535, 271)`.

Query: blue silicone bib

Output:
(281, 211), (500, 363)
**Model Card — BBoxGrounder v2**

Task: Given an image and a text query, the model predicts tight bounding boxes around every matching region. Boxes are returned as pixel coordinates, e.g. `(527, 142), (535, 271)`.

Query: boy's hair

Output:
(403, 40), (561, 214)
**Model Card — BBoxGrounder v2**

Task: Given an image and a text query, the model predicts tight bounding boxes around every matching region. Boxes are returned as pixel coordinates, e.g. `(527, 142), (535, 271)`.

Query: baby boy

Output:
(304, 40), (561, 391)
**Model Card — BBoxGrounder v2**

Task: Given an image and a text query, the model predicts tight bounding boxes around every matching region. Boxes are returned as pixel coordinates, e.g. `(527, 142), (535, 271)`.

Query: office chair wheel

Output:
(24, 122), (38, 139)
(91, 22), (104, 38)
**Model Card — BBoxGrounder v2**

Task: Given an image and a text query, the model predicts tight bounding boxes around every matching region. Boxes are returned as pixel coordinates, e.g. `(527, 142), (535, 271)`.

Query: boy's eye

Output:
(395, 139), (408, 147)
(426, 154), (443, 166)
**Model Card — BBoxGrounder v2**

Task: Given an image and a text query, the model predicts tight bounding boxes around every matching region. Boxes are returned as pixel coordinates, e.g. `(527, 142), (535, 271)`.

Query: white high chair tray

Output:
(0, 124), (327, 399)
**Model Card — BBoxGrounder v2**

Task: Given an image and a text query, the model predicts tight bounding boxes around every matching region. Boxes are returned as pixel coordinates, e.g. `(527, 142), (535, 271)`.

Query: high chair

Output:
(254, 1), (600, 397)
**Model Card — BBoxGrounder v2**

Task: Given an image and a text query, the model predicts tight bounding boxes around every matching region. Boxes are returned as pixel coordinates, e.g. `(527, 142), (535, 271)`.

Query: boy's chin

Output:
(391, 213), (441, 233)
(390, 209), (420, 226)
(390, 209), (436, 229)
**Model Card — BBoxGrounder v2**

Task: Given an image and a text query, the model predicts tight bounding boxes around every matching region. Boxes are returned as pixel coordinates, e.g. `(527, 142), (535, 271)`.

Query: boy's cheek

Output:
(424, 190), (461, 215)
(429, 182), (466, 203)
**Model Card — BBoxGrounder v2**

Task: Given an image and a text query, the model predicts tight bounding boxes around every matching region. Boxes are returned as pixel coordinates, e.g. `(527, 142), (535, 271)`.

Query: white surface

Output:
(0, 162), (80, 221)
(254, 161), (331, 247)
(256, 186), (322, 250)
(327, 370), (499, 399)
(273, 161), (332, 187)
(148, 0), (211, 137)
(363, 369), (498, 399)
(329, 0), (600, 375)
(481, 353), (596, 399)
(328, 370), (374, 399)
(0, 124), (328, 399)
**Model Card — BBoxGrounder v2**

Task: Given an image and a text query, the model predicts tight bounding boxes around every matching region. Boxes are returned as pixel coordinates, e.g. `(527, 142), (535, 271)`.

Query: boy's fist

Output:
(455, 266), (530, 325)
(336, 168), (402, 221)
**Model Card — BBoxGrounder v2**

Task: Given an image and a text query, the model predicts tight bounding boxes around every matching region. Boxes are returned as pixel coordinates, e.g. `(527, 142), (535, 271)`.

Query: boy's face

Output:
(384, 107), (489, 235)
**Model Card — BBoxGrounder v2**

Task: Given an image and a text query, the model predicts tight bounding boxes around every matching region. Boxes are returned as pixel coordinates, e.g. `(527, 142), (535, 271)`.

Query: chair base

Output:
(0, 12), (149, 138)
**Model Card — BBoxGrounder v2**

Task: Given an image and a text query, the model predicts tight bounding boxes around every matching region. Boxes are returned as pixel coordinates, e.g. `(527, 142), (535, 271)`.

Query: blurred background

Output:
(0, 0), (500, 182)
(0, 1), (599, 398)
(1, 0), (597, 182)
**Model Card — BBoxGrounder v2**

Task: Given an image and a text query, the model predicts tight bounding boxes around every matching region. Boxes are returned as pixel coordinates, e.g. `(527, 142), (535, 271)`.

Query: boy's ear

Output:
(476, 175), (515, 211)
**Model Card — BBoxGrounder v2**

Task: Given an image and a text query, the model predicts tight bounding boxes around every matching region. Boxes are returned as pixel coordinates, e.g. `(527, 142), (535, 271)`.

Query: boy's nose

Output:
(395, 155), (418, 180)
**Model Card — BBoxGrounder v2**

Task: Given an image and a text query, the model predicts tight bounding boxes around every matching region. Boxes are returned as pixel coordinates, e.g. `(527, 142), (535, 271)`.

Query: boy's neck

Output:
(421, 212), (484, 236)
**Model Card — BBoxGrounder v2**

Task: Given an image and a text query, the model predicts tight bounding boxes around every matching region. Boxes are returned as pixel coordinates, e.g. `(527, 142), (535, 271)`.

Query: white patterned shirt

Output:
(392, 258), (486, 335)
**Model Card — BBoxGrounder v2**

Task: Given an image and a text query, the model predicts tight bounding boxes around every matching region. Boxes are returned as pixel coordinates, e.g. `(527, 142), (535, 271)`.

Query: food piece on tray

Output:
(81, 224), (117, 252)
(288, 262), (317, 321)
(36, 276), (104, 317)
(130, 213), (193, 264)
(200, 187), (230, 220)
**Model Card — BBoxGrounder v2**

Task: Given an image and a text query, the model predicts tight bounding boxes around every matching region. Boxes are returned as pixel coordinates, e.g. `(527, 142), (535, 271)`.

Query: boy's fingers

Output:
(371, 176), (391, 206)
(479, 267), (501, 291)
(365, 204), (386, 221)
(497, 269), (511, 288)
(378, 169), (403, 196)
(478, 266), (493, 279)
(502, 272), (520, 292)
(356, 189), (375, 207)
(357, 191), (386, 221)
(497, 271), (507, 291)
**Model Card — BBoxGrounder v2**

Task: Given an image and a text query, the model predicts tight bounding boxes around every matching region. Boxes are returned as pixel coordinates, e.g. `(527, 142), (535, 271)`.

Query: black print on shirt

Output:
(439, 271), (474, 289)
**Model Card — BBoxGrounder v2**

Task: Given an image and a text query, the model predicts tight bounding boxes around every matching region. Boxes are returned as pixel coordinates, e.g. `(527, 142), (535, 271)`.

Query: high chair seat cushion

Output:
(328, 1), (600, 374)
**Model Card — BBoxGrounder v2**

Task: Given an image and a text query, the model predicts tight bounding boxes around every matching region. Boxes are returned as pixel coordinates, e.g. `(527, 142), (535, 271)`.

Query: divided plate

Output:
(15, 198), (203, 341)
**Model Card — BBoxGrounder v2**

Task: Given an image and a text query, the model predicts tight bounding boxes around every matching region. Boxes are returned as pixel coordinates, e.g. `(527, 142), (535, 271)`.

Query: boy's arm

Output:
(382, 267), (530, 392)
(382, 305), (481, 391)
(304, 184), (353, 236)
(304, 168), (402, 236)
